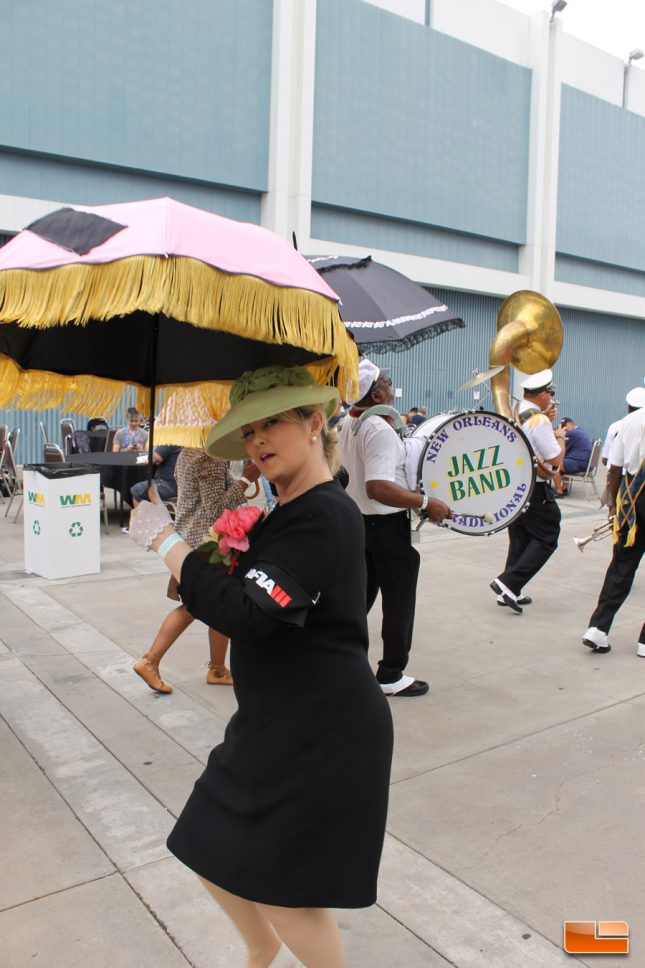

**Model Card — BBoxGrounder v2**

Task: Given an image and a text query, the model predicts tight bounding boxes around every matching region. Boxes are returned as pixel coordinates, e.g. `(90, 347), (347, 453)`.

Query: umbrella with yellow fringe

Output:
(0, 197), (357, 475)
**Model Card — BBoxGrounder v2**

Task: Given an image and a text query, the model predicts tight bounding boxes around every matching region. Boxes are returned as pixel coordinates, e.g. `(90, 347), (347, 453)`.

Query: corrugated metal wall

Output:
(1, 390), (138, 467)
(361, 288), (644, 443)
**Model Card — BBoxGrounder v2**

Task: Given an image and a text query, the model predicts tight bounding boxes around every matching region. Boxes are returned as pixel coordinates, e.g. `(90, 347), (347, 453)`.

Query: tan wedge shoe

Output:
(206, 663), (234, 686)
(133, 653), (173, 694)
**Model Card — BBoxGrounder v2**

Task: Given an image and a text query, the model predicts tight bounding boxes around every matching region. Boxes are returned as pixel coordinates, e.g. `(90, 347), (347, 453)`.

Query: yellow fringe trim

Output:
(0, 355), (353, 421)
(154, 425), (210, 448)
(0, 255), (358, 397)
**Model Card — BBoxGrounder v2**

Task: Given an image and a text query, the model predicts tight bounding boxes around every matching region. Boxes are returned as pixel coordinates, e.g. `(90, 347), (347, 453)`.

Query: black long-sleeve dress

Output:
(167, 480), (393, 908)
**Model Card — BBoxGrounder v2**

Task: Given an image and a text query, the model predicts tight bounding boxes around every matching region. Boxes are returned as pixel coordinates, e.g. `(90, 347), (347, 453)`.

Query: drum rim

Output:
(416, 409), (536, 536)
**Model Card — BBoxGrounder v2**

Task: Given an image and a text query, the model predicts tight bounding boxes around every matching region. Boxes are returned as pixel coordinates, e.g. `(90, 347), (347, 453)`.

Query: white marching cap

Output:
(348, 357), (380, 404)
(626, 386), (645, 408)
(520, 369), (554, 393)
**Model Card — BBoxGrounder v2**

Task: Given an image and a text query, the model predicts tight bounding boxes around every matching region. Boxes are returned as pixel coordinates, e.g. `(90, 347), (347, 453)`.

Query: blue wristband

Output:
(157, 532), (182, 558)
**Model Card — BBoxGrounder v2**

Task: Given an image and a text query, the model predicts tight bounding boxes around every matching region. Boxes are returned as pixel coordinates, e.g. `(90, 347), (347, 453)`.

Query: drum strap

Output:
(350, 405), (408, 437)
(517, 406), (543, 425)
(517, 406), (557, 481)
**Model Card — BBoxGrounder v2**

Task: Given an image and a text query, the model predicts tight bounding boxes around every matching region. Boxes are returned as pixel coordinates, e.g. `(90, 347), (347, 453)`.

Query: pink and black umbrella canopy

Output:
(0, 198), (356, 419)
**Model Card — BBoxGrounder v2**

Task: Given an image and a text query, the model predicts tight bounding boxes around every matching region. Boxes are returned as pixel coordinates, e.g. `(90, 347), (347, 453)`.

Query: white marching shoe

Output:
(582, 627), (611, 654)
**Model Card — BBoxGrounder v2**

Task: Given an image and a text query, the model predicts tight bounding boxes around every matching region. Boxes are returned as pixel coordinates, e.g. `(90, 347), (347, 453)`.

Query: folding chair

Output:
(4, 440), (24, 522)
(61, 418), (76, 456)
(104, 426), (118, 452)
(564, 438), (602, 502)
(44, 442), (66, 463)
(0, 425), (8, 503)
(8, 427), (20, 462)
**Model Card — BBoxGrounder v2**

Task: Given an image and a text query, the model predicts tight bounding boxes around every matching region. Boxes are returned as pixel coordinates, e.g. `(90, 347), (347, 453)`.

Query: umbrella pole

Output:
(146, 316), (160, 488)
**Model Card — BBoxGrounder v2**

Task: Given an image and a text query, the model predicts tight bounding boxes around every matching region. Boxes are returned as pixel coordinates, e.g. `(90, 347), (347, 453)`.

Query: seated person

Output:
(554, 417), (593, 495)
(130, 445), (181, 504)
(87, 417), (109, 432)
(113, 408), (149, 452)
(407, 406), (427, 428)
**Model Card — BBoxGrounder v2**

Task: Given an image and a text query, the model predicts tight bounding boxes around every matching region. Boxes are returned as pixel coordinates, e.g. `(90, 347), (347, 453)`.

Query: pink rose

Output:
(213, 506), (263, 556)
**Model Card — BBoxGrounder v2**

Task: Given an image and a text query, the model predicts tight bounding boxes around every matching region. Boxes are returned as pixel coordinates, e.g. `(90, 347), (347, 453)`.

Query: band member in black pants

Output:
(583, 397), (645, 655)
(491, 370), (565, 613)
(339, 358), (451, 696)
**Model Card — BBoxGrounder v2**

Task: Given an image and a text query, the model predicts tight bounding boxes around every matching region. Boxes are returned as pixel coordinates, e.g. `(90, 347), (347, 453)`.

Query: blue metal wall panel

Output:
(313, 0), (531, 244)
(364, 287), (499, 416)
(0, 151), (261, 224)
(0, 0), (272, 193)
(361, 288), (644, 443)
(311, 204), (519, 272)
(554, 307), (645, 441)
(555, 253), (645, 298)
(558, 85), (645, 272)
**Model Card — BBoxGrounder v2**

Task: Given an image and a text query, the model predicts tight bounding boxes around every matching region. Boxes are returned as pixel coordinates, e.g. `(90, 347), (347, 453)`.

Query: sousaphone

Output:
(489, 290), (563, 418)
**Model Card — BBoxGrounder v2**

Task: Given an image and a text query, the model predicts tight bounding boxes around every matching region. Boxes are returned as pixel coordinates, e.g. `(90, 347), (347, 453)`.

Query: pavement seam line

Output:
(3, 650), (187, 822)
(379, 830), (585, 964)
(389, 687), (645, 784)
(119, 870), (195, 967)
(379, 833), (586, 967)
(1, 584), (229, 760)
(0, 869), (116, 915)
(373, 901), (459, 966)
(0, 708), (118, 885)
(0, 654), (174, 872)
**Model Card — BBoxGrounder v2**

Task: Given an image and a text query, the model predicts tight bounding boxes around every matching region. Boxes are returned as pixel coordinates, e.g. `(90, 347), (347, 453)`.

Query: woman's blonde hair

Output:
(279, 405), (341, 476)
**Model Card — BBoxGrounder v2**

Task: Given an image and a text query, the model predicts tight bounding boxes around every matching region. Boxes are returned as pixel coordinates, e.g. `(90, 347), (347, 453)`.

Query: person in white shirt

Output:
(338, 359), (451, 697)
(490, 369), (565, 613)
(601, 387), (645, 466)
(583, 387), (645, 656)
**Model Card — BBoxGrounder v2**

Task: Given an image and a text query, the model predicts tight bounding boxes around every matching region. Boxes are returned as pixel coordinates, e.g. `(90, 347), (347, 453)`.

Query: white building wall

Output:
(259, 0), (645, 324)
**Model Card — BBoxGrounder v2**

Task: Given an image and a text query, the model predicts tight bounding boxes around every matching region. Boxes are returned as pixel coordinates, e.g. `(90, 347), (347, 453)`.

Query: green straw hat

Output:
(205, 366), (340, 460)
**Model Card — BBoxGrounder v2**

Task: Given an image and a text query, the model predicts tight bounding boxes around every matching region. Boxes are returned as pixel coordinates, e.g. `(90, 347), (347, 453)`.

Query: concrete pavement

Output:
(0, 491), (643, 967)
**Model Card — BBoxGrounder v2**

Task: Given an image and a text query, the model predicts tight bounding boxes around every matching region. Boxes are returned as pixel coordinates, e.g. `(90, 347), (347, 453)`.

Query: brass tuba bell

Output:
(489, 290), (564, 418)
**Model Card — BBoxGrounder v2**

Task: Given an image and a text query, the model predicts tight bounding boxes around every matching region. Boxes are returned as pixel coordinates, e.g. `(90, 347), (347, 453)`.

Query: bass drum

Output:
(412, 410), (536, 536)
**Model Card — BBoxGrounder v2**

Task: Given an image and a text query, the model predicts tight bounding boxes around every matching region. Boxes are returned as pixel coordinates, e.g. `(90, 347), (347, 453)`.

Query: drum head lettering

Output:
(418, 411), (535, 536)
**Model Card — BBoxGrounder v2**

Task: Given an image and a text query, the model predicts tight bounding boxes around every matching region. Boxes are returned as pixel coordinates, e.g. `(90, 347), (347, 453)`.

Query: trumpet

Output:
(573, 519), (614, 552)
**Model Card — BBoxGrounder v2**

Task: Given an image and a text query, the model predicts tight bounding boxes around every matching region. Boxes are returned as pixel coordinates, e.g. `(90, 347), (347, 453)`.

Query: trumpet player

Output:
(490, 369), (565, 613)
(582, 388), (645, 655)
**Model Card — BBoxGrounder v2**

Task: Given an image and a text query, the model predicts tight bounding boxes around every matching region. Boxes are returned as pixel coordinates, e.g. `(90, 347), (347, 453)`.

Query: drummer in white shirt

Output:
(583, 386), (645, 656)
(339, 359), (451, 697)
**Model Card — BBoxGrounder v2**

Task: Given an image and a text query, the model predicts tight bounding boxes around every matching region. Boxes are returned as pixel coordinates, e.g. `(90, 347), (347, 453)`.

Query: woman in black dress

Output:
(129, 366), (393, 968)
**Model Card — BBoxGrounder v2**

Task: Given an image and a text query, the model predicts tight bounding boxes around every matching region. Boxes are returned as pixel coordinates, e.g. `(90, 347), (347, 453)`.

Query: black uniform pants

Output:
(363, 511), (420, 683)
(589, 489), (645, 642)
(497, 482), (561, 596)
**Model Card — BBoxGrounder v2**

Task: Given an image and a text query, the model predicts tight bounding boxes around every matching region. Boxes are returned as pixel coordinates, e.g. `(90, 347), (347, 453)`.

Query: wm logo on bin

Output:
(27, 491), (45, 506)
(59, 493), (92, 507)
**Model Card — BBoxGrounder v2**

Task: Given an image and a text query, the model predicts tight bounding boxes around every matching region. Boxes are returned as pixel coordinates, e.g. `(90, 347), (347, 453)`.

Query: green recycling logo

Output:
(69, 521), (84, 538)
(32, 520), (41, 535)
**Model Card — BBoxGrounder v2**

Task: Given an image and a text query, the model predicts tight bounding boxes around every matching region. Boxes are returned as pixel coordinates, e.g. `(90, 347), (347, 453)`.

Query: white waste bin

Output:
(23, 464), (101, 579)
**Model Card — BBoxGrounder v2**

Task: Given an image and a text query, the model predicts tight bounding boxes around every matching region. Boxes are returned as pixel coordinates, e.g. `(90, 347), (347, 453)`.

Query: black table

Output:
(68, 453), (149, 524)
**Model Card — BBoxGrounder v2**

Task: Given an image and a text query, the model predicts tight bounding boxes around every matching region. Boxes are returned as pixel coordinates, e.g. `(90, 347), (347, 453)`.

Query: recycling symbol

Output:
(32, 520), (41, 535)
(69, 521), (84, 538)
